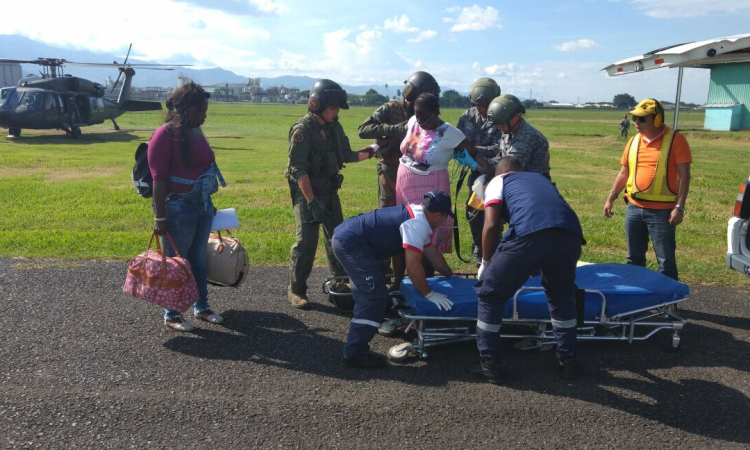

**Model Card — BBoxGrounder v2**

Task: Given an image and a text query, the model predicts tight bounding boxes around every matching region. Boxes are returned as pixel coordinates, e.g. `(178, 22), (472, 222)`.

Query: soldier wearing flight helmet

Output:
(487, 94), (550, 178)
(457, 78), (503, 265)
(285, 79), (383, 309)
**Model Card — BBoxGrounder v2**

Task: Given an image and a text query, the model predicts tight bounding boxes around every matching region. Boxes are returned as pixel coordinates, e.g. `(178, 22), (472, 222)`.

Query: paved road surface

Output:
(1, 260), (749, 448)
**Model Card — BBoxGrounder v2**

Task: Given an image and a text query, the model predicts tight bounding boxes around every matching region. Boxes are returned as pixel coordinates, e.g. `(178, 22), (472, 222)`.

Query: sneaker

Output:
(343, 352), (387, 369)
(288, 291), (310, 309)
(559, 359), (576, 380)
(164, 317), (194, 332)
(194, 309), (224, 324)
(467, 359), (503, 384)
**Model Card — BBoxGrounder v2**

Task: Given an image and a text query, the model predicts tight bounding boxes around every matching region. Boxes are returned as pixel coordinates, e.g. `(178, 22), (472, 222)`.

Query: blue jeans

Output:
(159, 188), (214, 320)
(331, 237), (389, 359)
(625, 204), (678, 280)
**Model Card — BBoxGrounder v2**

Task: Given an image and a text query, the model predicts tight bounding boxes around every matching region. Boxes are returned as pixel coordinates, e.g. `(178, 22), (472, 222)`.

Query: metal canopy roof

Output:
(602, 33), (750, 76)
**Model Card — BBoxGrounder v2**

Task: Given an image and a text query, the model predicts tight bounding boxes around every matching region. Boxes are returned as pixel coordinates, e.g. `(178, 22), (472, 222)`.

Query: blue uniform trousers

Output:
(331, 237), (389, 359)
(477, 228), (582, 364)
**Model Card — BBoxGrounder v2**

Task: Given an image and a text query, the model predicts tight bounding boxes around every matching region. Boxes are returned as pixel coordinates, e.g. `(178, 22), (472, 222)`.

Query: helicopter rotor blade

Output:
(110, 44), (131, 93)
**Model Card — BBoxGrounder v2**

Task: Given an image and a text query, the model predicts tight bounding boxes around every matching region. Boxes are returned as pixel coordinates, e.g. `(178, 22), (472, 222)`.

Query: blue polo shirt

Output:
(333, 204), (433, 259)
(484, 172), (584, 242)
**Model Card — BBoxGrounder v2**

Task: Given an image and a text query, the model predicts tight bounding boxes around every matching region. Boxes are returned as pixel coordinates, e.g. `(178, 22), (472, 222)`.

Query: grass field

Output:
(1, 103), (749, 286)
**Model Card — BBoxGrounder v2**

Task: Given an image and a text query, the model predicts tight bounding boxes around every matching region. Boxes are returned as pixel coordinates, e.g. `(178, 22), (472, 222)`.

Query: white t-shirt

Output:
(399, 116), (466, 175)
(399, 204), (433, 254)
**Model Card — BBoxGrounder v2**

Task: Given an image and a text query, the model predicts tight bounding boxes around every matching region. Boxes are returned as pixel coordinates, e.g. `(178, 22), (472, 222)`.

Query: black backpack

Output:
(132, 142), (153, 198)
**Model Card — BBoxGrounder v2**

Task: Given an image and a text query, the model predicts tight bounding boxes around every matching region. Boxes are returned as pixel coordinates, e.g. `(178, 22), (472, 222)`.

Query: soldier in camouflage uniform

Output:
(487, 94), (551, 178)
(457, 78), (503, 264)
(357, 71), (441, 209)
(286, 79), (381, 309)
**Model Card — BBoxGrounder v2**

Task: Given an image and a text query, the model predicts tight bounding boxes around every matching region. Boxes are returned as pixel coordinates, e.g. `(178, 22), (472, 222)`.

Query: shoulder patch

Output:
(292, 129), (305, 143)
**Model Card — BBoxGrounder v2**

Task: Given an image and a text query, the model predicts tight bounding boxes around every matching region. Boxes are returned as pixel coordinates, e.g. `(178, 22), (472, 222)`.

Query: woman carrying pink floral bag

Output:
(123, 233), (199, 313)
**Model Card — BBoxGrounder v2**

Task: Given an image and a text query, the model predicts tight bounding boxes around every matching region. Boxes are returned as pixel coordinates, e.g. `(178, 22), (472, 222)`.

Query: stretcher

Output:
(324, 264), (690, 362)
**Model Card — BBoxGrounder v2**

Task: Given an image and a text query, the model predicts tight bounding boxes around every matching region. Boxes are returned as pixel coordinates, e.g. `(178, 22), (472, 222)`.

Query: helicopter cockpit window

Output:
(3, 90), (22, 106)
(24, 92), (43, 108)
(43, 93), (57, 111)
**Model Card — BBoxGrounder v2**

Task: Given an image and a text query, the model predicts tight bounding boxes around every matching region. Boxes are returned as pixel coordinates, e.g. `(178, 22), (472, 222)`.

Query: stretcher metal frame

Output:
(324, 274), (688, 362)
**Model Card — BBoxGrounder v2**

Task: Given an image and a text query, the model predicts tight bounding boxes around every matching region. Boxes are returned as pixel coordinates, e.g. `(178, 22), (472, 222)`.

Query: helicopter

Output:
(0, 45), (184, 138)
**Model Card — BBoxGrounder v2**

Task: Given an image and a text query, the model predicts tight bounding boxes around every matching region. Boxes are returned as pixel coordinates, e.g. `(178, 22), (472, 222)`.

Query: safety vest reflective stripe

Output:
(351, 318), (380, 328)
(626, 129), (678, 203)
(477, 320), (501, 332)
(550, 317), (578, 329)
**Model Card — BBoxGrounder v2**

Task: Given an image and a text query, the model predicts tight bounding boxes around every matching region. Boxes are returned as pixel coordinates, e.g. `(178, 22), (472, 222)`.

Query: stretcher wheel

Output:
(387, 342), (415, 362)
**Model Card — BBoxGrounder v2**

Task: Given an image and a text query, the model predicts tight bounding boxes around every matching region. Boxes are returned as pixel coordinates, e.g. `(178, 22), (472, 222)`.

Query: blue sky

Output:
(4, 0), (750, 103)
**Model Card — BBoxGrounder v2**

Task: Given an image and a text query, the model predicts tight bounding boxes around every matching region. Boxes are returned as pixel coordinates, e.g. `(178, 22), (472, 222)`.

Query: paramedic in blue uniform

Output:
(473, 156), (585, 382)
(332, 190), (457, 368)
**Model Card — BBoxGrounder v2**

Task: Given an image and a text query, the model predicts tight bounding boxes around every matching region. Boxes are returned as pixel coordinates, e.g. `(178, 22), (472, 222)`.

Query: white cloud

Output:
(631, 0), (750, 18)
(443, 5), (501, 32)
(408, 30), (437, 43)
(555, 39), (601, 52)
(249, 0), (288, 14)
(1, 0), (270, 70)
(384, 15), (419, 33)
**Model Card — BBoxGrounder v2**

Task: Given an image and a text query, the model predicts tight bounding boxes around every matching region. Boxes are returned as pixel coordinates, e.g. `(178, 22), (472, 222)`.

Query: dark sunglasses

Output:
(632, 116), (647, 123)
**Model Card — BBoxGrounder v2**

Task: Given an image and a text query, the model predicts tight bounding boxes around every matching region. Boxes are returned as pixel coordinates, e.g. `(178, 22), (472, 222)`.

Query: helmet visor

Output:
(326, 89), (349, 109)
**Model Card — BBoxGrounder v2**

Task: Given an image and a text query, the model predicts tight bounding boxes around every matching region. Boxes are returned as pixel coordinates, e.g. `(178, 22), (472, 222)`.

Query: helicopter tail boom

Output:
(123, 100), (163, 112)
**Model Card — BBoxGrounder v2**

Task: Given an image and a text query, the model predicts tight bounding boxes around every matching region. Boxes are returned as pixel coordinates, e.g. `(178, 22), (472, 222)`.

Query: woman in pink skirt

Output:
(396, 92), (488, 253)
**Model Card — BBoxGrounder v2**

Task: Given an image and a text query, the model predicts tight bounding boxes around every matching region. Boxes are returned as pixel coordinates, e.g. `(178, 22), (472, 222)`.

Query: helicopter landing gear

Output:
(7, 127), (21, 138)
(70, 126), (82, 139)
(111, 119), (120, 131)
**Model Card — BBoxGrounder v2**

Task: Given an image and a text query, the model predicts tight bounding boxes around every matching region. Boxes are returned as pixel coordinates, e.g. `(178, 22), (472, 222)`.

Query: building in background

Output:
(704, 62), (750, 131)
(0, 62), (22, 87)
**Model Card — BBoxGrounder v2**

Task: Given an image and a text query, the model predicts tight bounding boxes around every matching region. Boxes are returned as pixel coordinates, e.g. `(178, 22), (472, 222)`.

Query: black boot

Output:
(343, 352), (387, 369)
(467, 359), (503, 384)
(559, 359), (576, 380)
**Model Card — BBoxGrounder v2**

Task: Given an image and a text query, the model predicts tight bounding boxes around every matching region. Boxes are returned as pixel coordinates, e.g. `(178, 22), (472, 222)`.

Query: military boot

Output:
(288, 290), (310, 310)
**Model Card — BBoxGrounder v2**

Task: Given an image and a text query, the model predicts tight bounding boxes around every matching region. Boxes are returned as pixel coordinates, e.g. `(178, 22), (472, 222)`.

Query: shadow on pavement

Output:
(510, 313), (750, 444)
(161, 309), (482, 387)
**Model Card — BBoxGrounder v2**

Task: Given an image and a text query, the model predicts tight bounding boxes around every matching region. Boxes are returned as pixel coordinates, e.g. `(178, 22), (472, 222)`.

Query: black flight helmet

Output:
(402, 71), (440, 102)
(469, 78), (501, 107)
(308, 79), (349, 115)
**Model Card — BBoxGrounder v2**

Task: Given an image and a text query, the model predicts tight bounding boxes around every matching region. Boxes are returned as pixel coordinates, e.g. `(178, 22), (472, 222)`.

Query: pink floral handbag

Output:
(123, 233), (199, 312)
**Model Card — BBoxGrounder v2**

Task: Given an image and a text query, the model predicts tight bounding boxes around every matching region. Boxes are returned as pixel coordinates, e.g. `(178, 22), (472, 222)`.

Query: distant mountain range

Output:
(0, 35), (404, 96)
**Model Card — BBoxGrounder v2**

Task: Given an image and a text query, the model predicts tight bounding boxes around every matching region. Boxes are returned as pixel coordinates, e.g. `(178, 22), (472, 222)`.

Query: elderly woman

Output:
(148, 81), (225, 331)
(396, 92), (487, 254)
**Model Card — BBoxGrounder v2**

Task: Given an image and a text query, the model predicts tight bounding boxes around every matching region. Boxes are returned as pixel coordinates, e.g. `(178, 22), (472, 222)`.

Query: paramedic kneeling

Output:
(473, 157), (585, 383)
(332, 190), (456, 369)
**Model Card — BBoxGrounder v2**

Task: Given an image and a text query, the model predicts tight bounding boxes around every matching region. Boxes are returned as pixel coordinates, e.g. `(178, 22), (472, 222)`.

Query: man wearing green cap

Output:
(486, 94), (550, 178)
(286, 79), (384, 309)
(457, 78), (503, 265)
(603, 98), (691, 280)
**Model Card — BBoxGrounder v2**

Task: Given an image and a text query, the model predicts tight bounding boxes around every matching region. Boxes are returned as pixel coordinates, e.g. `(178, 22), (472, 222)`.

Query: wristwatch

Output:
(675, 204), (685, 212)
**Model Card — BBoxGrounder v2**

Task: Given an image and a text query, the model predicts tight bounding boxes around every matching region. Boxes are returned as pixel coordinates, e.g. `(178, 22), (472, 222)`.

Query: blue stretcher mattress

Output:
(399, 264), (690, 319)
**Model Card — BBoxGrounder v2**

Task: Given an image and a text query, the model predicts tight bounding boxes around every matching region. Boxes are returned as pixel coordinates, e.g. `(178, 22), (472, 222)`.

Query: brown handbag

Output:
(206, 230), (249, 288)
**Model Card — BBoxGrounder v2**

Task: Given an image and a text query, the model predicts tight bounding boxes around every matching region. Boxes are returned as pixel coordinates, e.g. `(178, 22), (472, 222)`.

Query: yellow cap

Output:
(629, 99), (660, 117)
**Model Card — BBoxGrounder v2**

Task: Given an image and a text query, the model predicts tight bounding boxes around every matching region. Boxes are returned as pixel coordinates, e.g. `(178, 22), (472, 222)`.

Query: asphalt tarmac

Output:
(1, 260), (749, 448)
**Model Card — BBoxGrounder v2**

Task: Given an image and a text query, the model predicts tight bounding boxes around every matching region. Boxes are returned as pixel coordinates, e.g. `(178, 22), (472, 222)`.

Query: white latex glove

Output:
(477, 259), (490, 280)
(425, 291), (453, 311)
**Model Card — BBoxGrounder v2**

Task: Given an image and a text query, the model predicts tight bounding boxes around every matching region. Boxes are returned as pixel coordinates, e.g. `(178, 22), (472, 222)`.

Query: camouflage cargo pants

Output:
(289, 187), (347, 295)
(377, 161), (399, 208)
